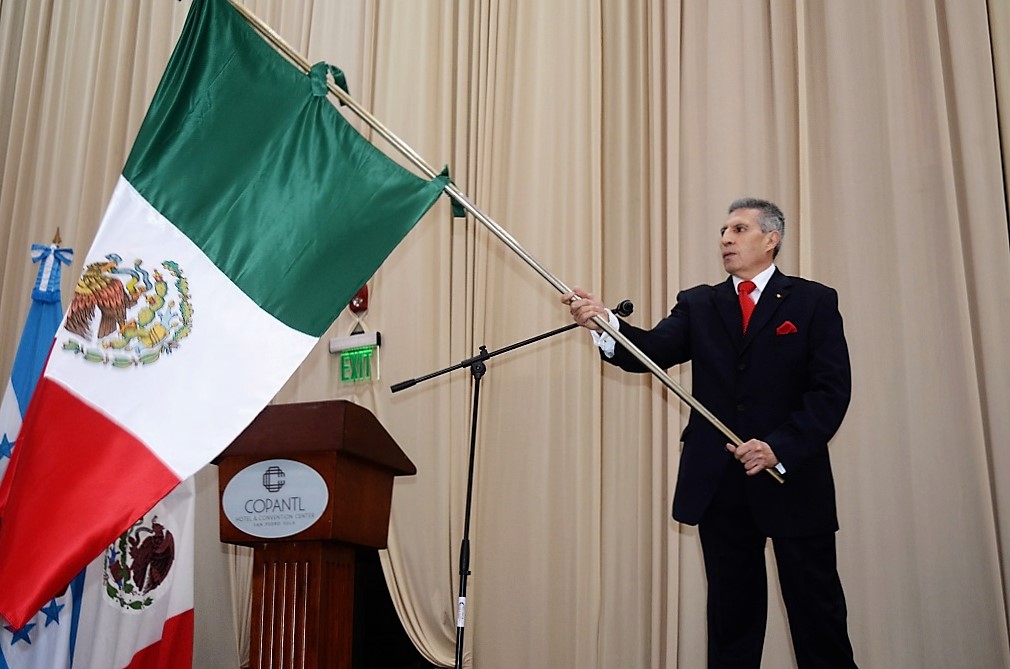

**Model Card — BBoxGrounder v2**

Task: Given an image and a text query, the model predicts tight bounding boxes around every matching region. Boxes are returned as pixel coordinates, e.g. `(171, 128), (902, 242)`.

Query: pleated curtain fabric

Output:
(2, 2), (1010, 668)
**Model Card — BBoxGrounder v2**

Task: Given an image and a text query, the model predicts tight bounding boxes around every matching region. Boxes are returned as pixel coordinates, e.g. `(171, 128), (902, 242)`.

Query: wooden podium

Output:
(215, 400), (416, 669)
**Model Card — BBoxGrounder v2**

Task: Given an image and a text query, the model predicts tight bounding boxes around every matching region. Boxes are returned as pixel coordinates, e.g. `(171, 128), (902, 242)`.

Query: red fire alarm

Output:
(349, 284), (368, 314)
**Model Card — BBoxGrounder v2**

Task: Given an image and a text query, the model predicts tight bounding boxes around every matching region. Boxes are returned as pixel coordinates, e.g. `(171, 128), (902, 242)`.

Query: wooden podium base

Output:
(217, 401), (419, 668)
(249, 541), (355, 669)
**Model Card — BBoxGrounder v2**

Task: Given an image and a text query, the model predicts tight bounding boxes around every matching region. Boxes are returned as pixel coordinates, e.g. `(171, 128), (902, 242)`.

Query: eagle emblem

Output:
(61, 254), (193, 366)
(103, 515), (176, 611)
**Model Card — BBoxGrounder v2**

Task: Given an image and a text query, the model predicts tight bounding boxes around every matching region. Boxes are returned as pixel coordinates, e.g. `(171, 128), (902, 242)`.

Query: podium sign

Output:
(216, 400), (415, 669)
(221, 458), (329, 538)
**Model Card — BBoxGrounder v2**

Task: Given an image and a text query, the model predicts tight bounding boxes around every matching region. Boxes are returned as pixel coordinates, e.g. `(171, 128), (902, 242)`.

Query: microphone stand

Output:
(390, 300), (633, 669)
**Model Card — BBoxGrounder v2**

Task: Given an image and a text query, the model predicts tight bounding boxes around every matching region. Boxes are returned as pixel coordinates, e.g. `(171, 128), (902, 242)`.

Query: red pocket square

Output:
(776, 321), (798, 335)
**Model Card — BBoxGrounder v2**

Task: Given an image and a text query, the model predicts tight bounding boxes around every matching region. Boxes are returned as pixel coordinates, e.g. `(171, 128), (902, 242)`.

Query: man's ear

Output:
(766, 230), (781, 253)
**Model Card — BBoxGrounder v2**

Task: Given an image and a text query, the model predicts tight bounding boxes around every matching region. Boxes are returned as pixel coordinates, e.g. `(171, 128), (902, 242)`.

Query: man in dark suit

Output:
(564, 198), (857, 668)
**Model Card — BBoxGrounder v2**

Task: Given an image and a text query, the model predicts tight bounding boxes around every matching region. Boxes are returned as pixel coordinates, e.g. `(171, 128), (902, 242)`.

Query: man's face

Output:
(720, 208), (779, 279)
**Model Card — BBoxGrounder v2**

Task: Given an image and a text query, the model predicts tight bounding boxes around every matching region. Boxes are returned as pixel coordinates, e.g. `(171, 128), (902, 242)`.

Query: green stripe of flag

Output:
(123, 0), (448, 336)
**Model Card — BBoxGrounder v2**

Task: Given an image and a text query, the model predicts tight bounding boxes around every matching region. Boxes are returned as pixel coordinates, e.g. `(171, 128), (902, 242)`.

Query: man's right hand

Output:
(561, 288), (607, 332)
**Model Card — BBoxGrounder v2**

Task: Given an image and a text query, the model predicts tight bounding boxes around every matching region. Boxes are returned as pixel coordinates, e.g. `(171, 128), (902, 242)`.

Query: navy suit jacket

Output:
(606, 269), (851, 537)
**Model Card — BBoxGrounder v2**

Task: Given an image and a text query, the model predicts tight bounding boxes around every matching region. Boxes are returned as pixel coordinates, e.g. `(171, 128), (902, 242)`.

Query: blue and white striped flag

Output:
(0, 241), (85, 668)
(0, 243), (72, 481)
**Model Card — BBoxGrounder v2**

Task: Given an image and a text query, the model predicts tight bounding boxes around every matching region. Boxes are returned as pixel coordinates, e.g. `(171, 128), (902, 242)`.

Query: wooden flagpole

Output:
(229, 1), (783, 485)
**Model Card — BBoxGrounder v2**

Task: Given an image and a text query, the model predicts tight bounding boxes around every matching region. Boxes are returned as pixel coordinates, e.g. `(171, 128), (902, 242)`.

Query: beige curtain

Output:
(2, 1), (1009, 667)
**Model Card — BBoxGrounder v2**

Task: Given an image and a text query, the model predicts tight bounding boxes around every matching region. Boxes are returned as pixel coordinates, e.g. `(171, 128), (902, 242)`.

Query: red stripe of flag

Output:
(122, 609), (196, 669)
(0, 377), (180, 628)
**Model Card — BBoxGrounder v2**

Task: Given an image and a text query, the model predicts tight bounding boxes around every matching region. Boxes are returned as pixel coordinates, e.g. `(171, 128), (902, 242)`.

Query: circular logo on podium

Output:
(222, 459), (329, 538)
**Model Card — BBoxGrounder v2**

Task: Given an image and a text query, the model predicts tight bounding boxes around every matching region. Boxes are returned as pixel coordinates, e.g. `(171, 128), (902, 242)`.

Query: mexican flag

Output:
(72, 478), (196, 669)
(0, 0), (448, 629)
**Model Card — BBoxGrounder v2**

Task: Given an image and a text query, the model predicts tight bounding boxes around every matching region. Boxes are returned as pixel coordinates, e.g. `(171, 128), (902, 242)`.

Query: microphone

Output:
(613, 299), (634, 317)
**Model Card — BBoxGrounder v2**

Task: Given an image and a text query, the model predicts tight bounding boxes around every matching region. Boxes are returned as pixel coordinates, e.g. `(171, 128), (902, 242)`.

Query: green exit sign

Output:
(340, 346), (377, 383)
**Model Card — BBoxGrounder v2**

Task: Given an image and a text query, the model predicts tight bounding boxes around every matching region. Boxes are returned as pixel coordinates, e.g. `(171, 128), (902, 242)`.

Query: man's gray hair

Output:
(729, 197), (785, 258)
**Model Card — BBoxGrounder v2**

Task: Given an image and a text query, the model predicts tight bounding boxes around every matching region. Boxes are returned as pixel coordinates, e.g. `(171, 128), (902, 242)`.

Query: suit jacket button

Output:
(737, 362), (746, 371)
(736, 403), (745, 412)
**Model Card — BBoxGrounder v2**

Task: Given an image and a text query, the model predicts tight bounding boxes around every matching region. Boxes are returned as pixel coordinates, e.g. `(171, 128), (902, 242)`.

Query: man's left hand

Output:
(726, 439), (779, 476)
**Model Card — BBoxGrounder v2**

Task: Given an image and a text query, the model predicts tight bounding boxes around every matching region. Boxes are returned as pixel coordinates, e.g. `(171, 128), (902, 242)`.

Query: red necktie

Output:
(738, 280), (756, 333)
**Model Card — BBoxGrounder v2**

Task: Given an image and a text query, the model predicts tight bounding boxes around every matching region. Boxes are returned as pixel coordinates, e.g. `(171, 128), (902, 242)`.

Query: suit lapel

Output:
(714, 278), (743, 347)
(741, 270), (791, 351)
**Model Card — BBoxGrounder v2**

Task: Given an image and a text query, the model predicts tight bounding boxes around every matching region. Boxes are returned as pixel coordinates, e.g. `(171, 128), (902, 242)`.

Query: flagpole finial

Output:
(52, 228), (61, 245)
